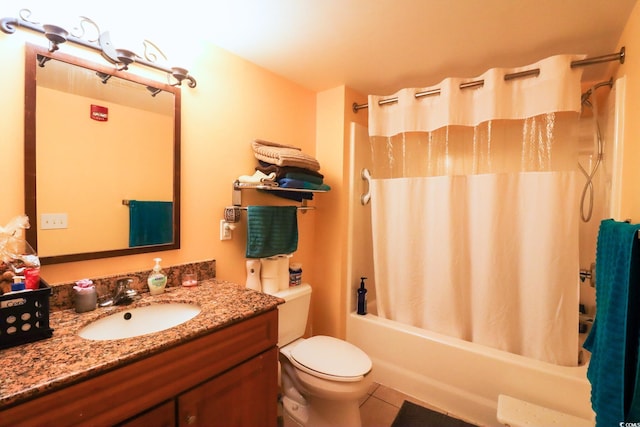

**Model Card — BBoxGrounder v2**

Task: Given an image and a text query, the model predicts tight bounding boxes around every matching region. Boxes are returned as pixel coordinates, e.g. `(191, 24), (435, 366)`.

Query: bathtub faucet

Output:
(579, 262), (595, 288)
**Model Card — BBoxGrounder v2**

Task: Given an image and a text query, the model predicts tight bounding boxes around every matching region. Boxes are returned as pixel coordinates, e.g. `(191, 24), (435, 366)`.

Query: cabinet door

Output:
(118, 400), (176, 427)
(178, 348), (278, 427)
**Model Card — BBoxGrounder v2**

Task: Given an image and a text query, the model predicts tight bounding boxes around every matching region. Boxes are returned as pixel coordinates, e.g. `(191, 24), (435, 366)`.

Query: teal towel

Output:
(246, 206), (298, 258)
(285, 172), (324, 185)
(584, 219), (640, 426)
(128, 200), (173, 247)
(278, 178), (331, 191)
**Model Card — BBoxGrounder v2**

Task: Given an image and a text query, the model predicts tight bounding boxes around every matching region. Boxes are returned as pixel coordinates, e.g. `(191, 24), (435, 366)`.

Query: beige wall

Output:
(314, 87), (346, 337)
(0, 34), (318, 293)
(615, 1), (640, 221)
(313, 86), (367, 338)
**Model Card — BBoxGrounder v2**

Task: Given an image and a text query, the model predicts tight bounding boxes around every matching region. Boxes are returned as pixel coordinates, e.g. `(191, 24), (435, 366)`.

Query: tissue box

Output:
(0, 279), (53, 349)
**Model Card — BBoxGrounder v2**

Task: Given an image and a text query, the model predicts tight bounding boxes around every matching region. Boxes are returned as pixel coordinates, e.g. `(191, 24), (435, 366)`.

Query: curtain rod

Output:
(352, 47), (626, 113)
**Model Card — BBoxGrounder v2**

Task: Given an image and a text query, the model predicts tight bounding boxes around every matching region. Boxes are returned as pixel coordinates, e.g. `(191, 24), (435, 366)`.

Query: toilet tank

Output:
(272, 284), (312, 347)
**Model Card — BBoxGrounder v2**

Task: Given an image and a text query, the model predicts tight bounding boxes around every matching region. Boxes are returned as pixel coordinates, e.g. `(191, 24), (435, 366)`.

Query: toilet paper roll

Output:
(262, 277), (279, 294)
(261, 255), (291, 293)
(261, 257), (280, 278)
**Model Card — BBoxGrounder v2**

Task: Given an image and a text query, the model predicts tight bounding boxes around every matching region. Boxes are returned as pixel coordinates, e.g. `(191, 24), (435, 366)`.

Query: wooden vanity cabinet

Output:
(0, 310), (279, 427)
(177, 348), (277, 427)
(118, 401), (176, 427)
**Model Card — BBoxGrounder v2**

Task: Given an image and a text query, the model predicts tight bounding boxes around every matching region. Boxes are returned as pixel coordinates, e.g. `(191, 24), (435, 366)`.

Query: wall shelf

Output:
(232, 180), (327, 210)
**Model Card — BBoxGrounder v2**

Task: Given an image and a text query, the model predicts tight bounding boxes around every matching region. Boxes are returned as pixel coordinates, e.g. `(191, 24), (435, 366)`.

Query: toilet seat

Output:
(289, 335), (372, 382)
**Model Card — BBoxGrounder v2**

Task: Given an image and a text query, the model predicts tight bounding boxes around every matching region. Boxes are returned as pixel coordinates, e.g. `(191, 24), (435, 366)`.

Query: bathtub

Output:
(346, 310), (594, 426)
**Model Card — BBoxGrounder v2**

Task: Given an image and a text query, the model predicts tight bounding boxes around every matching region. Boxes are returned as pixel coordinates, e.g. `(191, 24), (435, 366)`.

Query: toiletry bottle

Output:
(147, 258), (168, 295)
(357, 277), (367, 315)
(289, 263), (302, 287)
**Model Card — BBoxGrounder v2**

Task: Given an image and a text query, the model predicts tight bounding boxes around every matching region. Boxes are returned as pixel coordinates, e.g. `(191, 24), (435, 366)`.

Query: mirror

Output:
(24, 43), (181, 265)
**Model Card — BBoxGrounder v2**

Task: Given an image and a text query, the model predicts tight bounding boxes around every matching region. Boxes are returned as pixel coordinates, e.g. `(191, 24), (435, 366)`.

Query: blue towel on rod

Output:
(246, 206), (298, 258)
(128, 200), (173, 247)
(583, 219), (640, 426)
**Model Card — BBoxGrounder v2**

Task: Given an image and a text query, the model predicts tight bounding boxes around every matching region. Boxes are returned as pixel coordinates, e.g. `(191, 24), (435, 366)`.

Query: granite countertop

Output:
(0, 279), (282, 409)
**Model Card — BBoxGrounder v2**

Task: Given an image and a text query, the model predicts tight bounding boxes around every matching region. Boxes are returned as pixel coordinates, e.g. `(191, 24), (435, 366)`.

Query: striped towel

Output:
(252, 139), (321, 171)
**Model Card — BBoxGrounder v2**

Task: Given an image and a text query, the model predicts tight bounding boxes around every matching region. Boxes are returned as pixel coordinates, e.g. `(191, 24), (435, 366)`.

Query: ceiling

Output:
(190, 0), (638, 95)
(2, 0), (637, 95)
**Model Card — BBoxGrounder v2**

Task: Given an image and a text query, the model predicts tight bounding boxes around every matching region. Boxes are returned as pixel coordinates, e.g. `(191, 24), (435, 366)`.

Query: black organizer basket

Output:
(0, 279), (53, 349)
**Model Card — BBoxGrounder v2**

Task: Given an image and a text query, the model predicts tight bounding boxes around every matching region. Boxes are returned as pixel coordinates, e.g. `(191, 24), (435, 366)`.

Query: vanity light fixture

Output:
(146, 86), (162, 97)
(171, 67), (190, 86)
(114, 48), (136, 71)
(0, 9), (197, 88)
(96, 71), (112, 84)
(36, 53), (51, 67)
(42, 24), (68, 52)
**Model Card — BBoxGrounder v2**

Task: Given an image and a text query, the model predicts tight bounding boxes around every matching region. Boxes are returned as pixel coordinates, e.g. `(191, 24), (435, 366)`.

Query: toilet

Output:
(272, 284), (373, 427)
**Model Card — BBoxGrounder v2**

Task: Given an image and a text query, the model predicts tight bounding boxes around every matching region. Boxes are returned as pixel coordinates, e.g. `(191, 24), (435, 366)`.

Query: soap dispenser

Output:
(147, 257), (168, 295)
(357, 277), (368, 315)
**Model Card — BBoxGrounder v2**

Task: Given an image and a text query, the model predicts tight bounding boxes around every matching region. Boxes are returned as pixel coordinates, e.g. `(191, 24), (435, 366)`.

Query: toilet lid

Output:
(290, 335), (372, 380)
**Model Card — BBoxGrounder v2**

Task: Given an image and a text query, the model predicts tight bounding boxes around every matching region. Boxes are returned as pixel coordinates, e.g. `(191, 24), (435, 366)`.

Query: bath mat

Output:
(391, 401), (476, 427)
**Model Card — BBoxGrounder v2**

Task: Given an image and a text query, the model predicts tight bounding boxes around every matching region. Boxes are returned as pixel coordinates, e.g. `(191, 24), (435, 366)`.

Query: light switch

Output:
(41, 213), (68, 230)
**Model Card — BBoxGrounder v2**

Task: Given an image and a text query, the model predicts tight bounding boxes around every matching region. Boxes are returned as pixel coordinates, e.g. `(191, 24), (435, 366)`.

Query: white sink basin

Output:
(78, 303), (201, 341)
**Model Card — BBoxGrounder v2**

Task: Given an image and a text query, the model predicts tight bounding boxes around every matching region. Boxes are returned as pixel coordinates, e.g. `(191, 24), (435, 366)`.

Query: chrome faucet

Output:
(112, 277), (137, 305)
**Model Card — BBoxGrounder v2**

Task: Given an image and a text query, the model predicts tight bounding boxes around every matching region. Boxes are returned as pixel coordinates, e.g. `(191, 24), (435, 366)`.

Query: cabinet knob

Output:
(186, 415), (197, 425)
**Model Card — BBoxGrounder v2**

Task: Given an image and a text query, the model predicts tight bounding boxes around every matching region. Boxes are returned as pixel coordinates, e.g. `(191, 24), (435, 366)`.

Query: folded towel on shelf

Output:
(237, 170), (277, 185)
(252, 139), (321, 171)
(256, 163), (325, 183)
(583, 219), (640, 426)
(285, 172), (324, 185)
(246, 206), (298, 258)
(278, 178), (331, 191)
(128, 200), (173, 247)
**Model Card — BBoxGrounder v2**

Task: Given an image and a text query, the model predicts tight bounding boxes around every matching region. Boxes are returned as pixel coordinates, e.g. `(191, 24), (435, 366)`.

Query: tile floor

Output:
(279, 382), (479, 427)
(359, 383), (433, 427)
(359, 383), (479, 427)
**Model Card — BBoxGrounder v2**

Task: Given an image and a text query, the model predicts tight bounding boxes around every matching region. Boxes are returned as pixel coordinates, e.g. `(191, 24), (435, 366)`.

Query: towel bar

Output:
(238, 205), (314, 212)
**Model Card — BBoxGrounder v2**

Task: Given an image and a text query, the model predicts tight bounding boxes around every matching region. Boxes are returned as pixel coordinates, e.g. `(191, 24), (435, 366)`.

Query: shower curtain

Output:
(368, 55), (585, 366)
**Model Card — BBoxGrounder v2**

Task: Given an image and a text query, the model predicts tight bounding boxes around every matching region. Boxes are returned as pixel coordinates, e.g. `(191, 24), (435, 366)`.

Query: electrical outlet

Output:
(41, 213), (68, 230)
(220, 219), (232, 240)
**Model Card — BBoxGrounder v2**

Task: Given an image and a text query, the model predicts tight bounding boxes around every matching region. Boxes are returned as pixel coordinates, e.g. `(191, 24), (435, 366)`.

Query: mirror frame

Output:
(24, 43), (181, 265)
